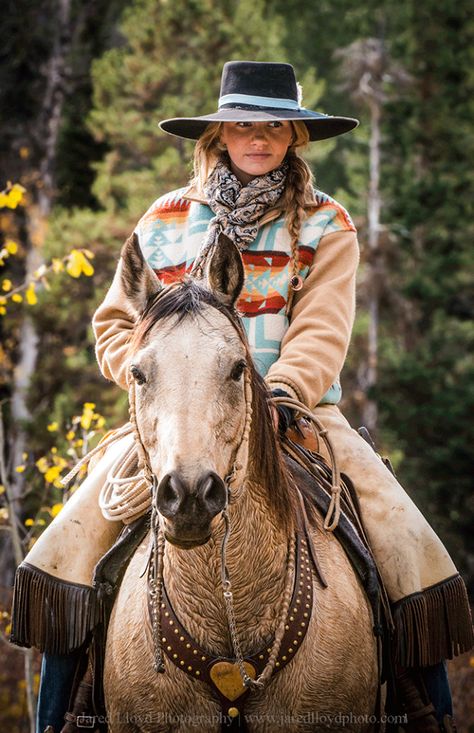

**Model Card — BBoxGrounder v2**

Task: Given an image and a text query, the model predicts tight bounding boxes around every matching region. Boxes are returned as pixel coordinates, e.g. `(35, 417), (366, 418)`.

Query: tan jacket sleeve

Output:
(265, 229), (359, 408)
(92, 258), (137, 390)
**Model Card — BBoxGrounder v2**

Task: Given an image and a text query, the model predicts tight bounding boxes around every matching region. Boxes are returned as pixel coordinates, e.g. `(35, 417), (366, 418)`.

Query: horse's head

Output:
(121, 233), (258, 548)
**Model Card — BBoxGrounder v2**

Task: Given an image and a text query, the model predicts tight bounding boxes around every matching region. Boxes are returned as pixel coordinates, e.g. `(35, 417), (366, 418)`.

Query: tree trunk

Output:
(361, 99), (382, 435)
(4, 2), (72, 729)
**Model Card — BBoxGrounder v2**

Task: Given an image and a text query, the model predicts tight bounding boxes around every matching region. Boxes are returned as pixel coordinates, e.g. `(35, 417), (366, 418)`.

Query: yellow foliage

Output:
(66, 249), (94, 278)
(25, 283), (37, 305)
(0, 507), (9, 521)
(66, 430), (75, 441)
(15, 465), (25, 473)
(44, 465), (62, 484)
(36, 457), (49, 473)
(12, 293), (23, 302)
(2, 279), (12, 291)
(0, 182), (26, 209)
(51, 503), (64, 517)
(47, 421), (59, 432)
(5, 239), (18, 254)
(81, 402), (96, 430)
(52, 257), (64, 273)
(0, 306), (6, 316)
(0, 484), (4, 495)
(24, 518), (34, 527)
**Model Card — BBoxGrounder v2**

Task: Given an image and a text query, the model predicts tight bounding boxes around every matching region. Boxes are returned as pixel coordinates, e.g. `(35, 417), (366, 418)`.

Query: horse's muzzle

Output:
(156, 470), (227, 548)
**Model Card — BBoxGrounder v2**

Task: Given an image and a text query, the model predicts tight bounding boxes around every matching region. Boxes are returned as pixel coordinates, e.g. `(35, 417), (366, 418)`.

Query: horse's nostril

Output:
(198, 471), (227, 517)
(156, 471), (187, 518)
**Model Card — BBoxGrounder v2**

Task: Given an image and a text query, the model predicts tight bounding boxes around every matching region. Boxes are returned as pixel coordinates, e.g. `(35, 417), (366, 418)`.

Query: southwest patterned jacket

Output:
(93, 185), (359, 408)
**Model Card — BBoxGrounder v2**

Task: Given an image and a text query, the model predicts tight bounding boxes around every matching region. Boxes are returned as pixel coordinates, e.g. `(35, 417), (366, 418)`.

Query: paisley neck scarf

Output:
(191, 158), (287, 277)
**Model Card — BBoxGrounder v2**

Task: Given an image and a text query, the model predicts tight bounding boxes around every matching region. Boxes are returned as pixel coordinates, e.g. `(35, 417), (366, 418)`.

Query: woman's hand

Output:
(270, 389), (295, 434)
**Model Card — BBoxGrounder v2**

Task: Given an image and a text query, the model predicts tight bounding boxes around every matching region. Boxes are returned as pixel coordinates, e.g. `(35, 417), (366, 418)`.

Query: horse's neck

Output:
(163, 480), (289, 655)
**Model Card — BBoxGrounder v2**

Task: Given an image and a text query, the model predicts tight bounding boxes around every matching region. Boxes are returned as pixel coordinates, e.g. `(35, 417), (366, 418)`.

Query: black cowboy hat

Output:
(159, 61), (359, 142)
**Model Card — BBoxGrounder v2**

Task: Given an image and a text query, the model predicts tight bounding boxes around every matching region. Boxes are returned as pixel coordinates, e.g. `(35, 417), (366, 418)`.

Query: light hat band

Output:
(218, 93), (301, 110)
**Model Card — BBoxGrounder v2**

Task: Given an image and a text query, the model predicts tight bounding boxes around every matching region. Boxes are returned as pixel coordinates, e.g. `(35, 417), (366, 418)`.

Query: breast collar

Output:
(149, 532), (314, 724)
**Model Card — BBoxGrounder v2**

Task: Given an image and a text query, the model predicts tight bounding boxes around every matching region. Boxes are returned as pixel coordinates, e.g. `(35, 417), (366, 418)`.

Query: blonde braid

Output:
(281, 150), (316, 315)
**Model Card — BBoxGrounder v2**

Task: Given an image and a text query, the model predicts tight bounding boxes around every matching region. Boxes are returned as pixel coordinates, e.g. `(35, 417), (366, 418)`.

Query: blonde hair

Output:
(191, 120), (316, 309)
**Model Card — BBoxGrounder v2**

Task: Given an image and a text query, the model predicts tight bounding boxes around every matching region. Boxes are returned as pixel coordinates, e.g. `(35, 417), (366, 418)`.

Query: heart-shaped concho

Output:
(209, 661), (256, 701)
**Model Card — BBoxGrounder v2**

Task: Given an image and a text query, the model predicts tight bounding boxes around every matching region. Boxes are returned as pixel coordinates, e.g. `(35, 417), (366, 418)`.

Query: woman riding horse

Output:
(10, 61), (472, 732)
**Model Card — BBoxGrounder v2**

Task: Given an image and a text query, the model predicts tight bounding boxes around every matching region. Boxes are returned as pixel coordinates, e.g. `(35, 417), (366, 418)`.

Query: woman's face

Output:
(220, 121), (294, 185)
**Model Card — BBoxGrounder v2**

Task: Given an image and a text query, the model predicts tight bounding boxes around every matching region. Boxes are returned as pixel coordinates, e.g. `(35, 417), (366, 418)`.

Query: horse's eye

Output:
(130, 364), (146, 385)
(230, 359), (247, 382)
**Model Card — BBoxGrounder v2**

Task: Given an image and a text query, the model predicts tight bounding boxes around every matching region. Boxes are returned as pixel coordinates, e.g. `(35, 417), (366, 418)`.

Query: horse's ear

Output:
(206, 234), (244, 308)
(119, 233), (162, 314)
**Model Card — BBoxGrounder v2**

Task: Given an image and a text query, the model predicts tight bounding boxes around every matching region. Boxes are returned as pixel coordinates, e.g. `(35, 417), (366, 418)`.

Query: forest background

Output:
(0, 0), (473, 729)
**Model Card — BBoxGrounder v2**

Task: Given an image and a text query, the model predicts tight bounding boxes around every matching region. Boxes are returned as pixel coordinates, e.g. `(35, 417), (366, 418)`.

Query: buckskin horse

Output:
(102, 234), (379, 732)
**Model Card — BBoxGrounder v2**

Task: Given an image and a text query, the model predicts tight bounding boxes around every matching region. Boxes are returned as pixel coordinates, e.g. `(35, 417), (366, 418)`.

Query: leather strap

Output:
(153, 534), (313, 721)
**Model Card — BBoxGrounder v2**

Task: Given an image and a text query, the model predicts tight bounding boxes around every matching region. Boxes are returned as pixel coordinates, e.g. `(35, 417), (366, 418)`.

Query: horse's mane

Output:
(130, 279), (308, 534)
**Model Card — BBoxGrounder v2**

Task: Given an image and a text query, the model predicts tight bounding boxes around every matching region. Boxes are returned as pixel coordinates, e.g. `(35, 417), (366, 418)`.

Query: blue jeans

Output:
(423, 660), (453, 722)
(36, 650), (82, 733)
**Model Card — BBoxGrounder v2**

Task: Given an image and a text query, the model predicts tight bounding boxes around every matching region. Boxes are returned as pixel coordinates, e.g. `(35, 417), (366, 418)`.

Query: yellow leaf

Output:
(0, 193), (9, 207)
(0, 306), (6, 316)
(5, 239), (18, 254)
(36, 457), (49, 473)
(82, 258), (94, 276)
(37, 518), (46, 526)
(52, 258), (64, 273)
(47, 421), (58, 432)
(66, 430), (75, 441)
(51, 503), (64, 517)
(66, 249), (83, 278)
(0, 507), (9, 521)
(66, 249), (94, 278)
(4, 623), (11, 635)
(82, 249), (95, 259)
(12, 293), (23, 302)
(2, 279), (12, 291)
(20, 147), (29, 159)
(0, 484), (5, 495)
(5, 183), (26, 208)
(95, 416), (106, 429)
(15, 465), (26, 473)
(0, 296), (6, 304)
(25, 283), (37, 305)
(84, 402), (96, 409)
(24, 518), (34, 526)
(44, 465), (62, 483)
